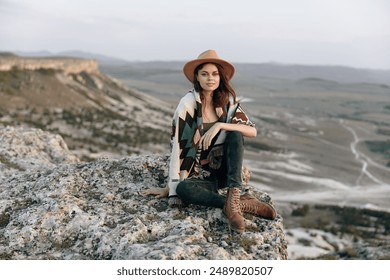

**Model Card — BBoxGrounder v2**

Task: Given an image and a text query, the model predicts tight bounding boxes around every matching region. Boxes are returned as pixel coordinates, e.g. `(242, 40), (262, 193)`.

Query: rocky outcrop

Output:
(0, 126), (79, 175)
(0, 55), (98, 74)
(0, 126), (287, 260)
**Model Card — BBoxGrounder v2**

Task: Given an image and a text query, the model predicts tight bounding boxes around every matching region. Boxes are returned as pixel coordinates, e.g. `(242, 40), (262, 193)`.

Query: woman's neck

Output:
(201, 90), (218, 122)
(202, 90), (213, 102)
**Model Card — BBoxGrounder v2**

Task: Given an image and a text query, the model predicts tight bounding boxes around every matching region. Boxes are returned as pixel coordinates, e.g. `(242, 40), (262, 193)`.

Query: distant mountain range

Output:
(13, 50), (128, 64)
(11, 50), (390, 85)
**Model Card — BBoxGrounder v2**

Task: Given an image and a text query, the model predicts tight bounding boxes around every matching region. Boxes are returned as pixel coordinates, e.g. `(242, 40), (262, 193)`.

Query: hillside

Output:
(0, 54), (173, 160)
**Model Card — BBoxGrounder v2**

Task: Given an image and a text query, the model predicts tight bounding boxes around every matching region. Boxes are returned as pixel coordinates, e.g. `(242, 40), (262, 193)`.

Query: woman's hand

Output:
(201, 123), (221, 150)
(142, 185), (169, 198)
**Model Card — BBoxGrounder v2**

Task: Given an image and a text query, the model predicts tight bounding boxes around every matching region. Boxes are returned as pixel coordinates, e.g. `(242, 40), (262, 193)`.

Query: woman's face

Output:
(196, 63), (220, 92)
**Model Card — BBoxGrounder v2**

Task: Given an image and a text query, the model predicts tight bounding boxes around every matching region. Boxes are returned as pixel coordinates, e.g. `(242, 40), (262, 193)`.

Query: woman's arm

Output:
(219, 122), (257, 138)
(201, 122), (257, 150)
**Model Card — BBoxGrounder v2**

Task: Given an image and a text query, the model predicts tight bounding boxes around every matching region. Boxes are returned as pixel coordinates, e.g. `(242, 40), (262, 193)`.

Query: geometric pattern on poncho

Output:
(178, 110), (199, 172)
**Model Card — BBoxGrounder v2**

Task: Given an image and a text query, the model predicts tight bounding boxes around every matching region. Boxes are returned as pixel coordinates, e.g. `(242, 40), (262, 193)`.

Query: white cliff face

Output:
(0, 56), (99, 74)
(0, 126), (287, 260)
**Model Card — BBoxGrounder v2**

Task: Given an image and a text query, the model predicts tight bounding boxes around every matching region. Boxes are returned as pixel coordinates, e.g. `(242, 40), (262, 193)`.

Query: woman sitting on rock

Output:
(144, 50), (276, 233)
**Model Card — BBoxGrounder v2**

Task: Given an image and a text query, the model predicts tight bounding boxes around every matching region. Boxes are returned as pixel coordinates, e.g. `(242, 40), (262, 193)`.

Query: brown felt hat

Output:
(183, 49), (235, 82)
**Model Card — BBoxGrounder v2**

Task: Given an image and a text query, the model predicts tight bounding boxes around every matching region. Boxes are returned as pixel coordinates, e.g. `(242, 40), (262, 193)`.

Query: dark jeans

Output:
(176, 131), (244, 208)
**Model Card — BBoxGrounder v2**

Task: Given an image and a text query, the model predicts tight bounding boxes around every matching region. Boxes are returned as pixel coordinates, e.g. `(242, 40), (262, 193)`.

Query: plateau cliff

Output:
(0, 53), (98, 74)
(0, 54), (173, 160)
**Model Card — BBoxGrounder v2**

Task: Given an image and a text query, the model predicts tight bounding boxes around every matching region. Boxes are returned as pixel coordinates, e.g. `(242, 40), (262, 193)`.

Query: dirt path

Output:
(340, 119), (388, 186)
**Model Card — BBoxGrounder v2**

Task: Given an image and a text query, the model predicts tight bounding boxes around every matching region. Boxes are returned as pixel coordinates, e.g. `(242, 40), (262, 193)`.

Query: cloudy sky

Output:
(1, 0), (390, 69)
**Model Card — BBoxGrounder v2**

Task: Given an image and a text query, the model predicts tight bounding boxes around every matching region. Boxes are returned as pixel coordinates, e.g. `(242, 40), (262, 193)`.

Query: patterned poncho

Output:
(168, 89), (255, 197)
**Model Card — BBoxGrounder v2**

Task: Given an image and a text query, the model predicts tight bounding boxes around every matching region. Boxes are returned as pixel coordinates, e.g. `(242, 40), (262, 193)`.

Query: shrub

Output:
(291, 204), (310, 216)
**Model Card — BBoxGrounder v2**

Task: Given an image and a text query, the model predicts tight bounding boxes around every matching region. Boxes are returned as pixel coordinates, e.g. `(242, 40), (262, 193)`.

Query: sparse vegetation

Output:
(291, 204), (309, 216)
(365, 140), (390, 166)
(365, 140), (390, 156)
(312, 204), (388, 243)
(377, 128), (390, 136)
(297, 238), (311, 247)
(37, 68), (57, 75)
(0, 67), (25, 95)
(287, 203), (390, 259)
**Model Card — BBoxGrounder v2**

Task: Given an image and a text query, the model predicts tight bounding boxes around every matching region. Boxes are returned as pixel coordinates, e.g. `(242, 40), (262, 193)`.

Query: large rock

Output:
(0, 126), (79, 176)
(0, 126), (287, 260)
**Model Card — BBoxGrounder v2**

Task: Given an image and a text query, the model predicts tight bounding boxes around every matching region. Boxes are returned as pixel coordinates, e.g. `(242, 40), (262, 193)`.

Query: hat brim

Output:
(183, 58), (235, 82)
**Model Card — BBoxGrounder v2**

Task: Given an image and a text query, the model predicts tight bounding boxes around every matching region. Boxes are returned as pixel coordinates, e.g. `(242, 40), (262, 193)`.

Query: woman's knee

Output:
(226, 131), (243, 146)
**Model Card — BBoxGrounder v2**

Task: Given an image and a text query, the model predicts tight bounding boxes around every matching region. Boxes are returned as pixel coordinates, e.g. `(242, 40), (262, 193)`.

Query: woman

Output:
(144, 50), (276, 233)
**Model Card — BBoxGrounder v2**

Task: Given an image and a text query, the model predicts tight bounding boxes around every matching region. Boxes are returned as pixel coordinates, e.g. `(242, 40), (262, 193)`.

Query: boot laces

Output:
(240, 202), (258, 215)
(229, 189), (241, 213)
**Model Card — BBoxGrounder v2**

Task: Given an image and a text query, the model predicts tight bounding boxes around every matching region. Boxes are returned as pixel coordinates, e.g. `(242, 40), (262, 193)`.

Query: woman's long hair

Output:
(193, 63), (237, 108)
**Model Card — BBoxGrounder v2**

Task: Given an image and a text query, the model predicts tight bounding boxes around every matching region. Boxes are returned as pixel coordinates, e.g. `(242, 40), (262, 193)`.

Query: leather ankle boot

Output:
(239, 194), (277, 220)
(223, 187), (245, 233)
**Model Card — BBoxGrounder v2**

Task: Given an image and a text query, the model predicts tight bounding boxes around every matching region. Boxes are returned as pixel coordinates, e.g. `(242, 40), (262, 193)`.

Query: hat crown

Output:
(197, 49), (220, 60)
